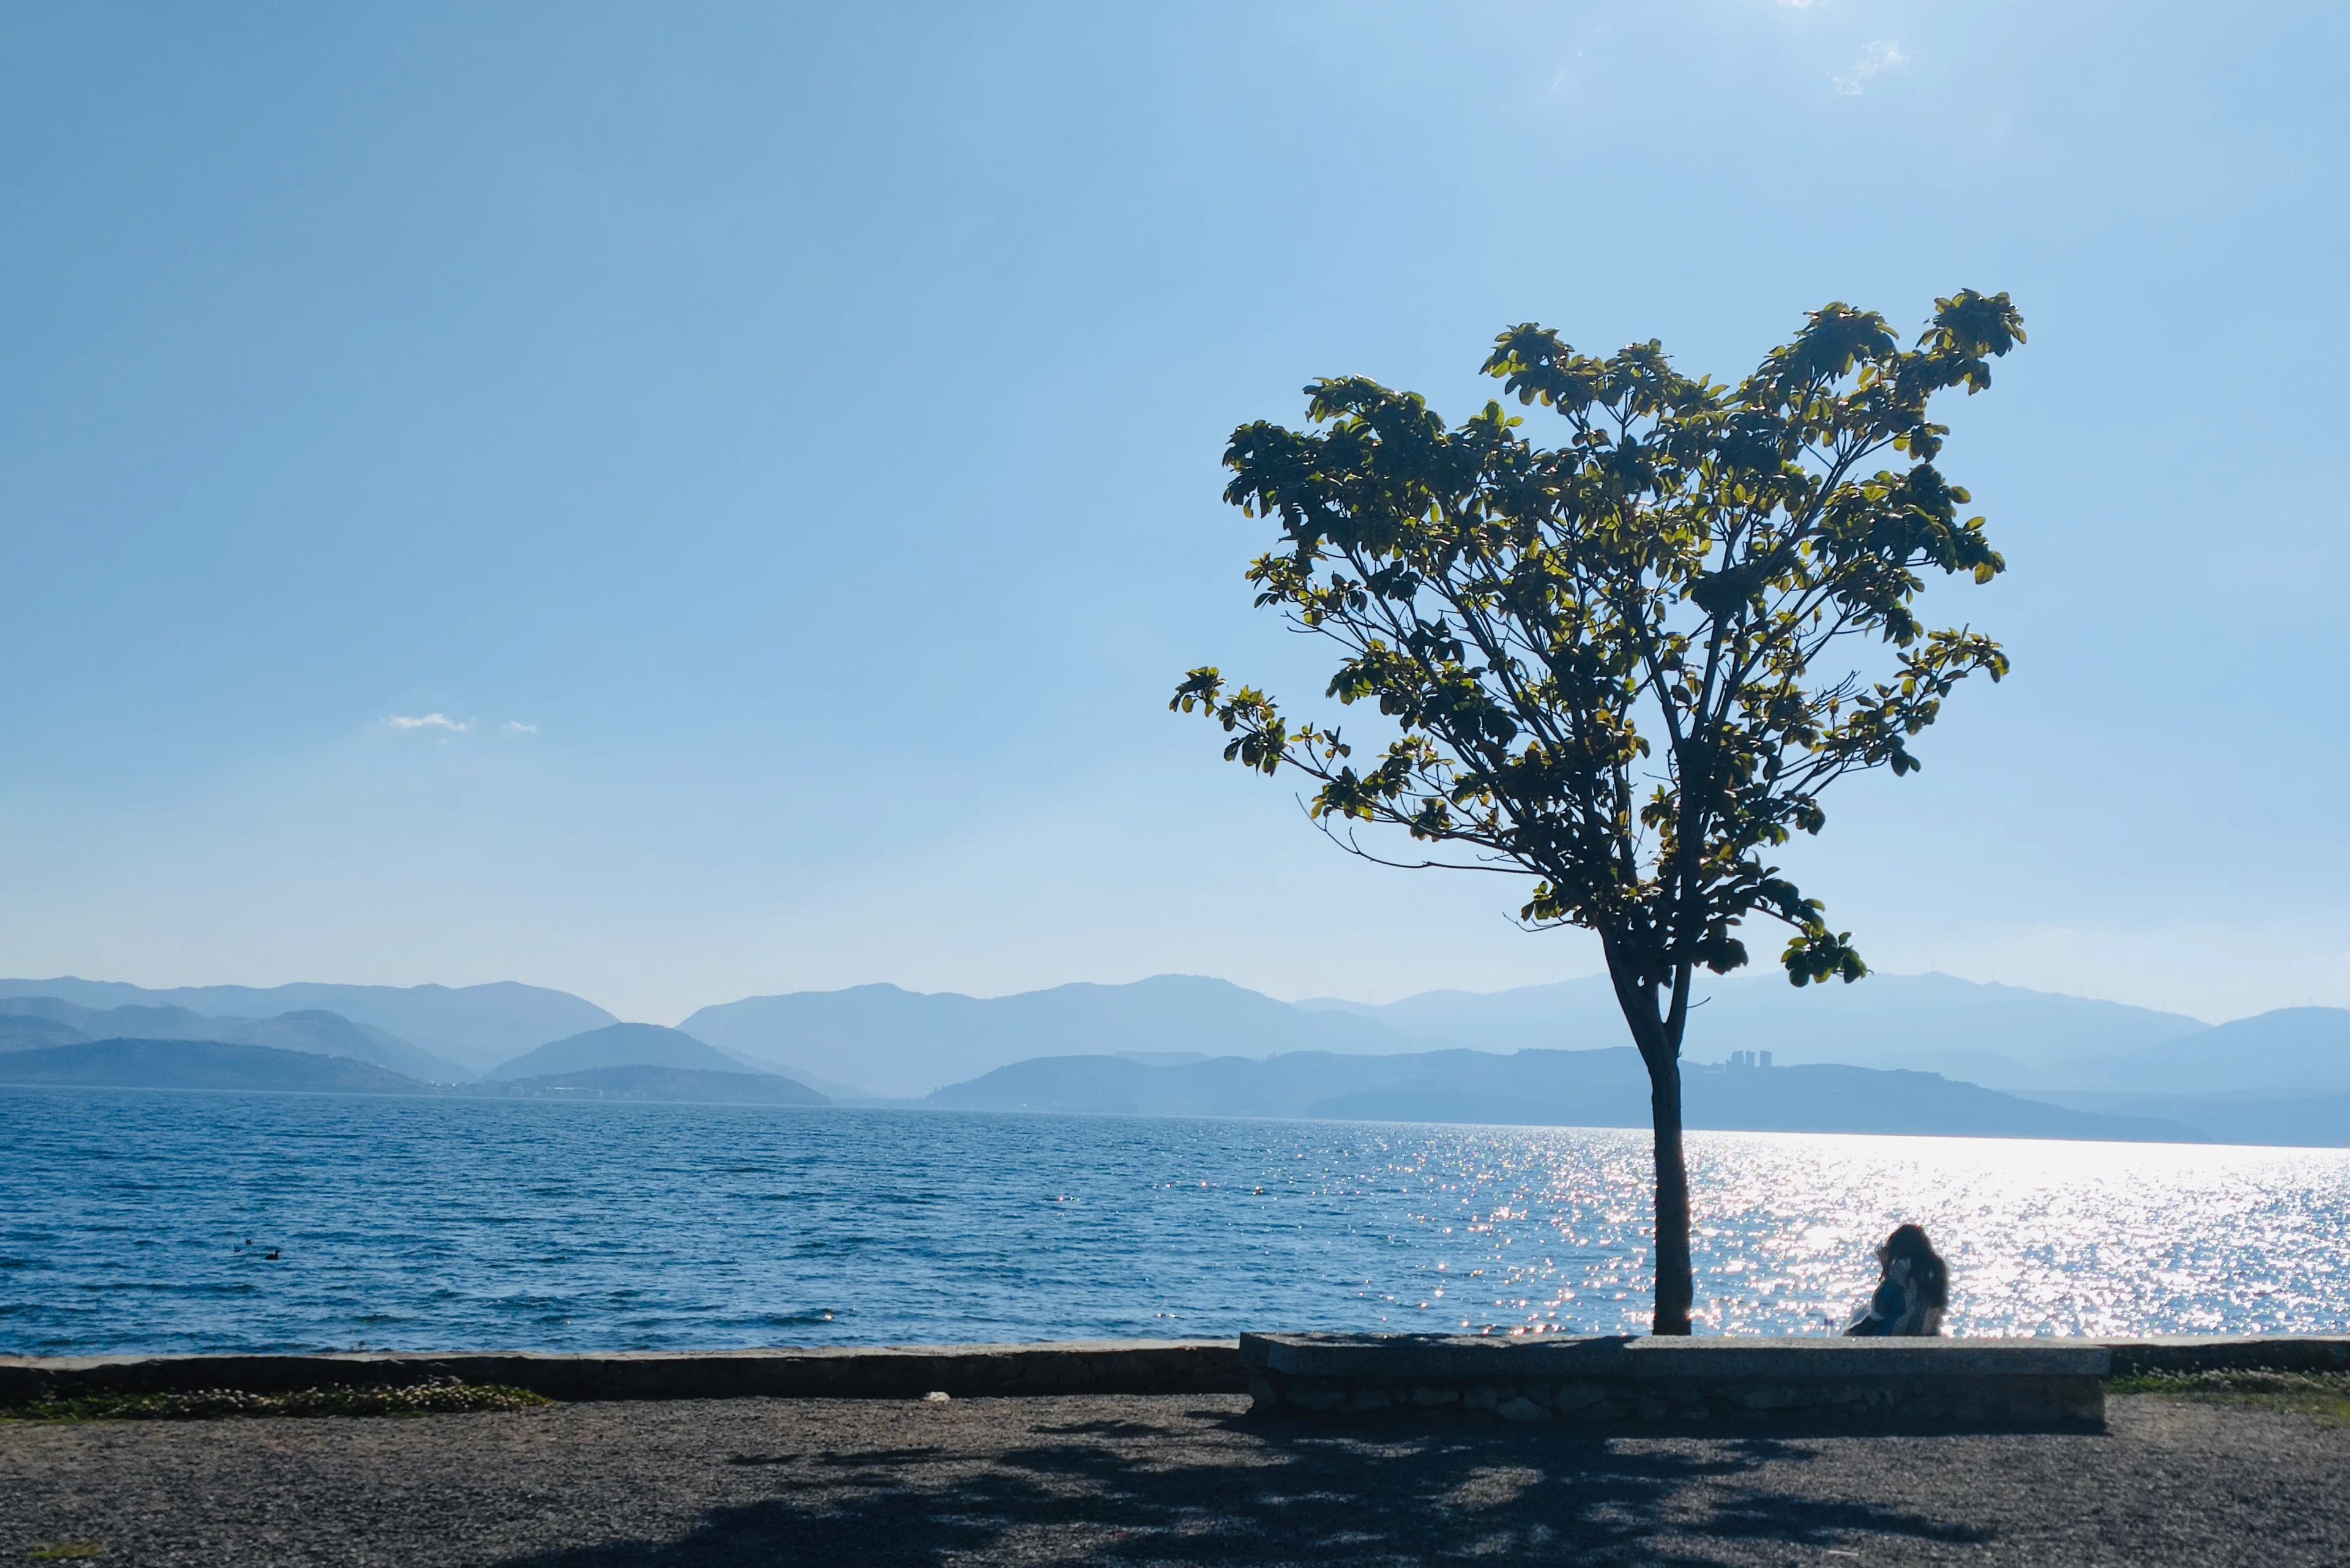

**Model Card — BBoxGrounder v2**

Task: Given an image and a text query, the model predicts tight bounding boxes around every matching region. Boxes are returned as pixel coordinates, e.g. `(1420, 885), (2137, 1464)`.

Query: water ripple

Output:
(2, 1086), (2347, 1354)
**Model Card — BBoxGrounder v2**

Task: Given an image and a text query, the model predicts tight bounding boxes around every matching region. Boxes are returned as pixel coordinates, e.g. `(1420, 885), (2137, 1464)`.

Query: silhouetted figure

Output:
(1843, 1223), (1947, 1336)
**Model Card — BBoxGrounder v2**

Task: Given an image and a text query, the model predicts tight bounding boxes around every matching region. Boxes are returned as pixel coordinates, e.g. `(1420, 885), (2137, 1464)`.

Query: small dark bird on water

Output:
(264, 1250), (280, 1260)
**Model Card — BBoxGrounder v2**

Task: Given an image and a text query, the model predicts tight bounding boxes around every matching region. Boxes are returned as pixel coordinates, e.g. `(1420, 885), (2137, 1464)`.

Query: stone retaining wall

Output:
(2103, 1335), (2350, 1376)
(0, 1340), (1244, 1406)
(1239, 1334), (2340, 1433)
(7, 1335), (2342, 1424)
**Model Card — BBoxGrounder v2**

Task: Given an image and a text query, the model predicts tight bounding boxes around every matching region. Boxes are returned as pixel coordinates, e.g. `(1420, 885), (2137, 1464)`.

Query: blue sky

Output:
(2, 2), (2343, 1026)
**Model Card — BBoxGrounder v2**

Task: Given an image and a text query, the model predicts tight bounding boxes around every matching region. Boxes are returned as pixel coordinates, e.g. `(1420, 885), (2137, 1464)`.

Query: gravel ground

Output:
(2, 1392), (2344, 1566)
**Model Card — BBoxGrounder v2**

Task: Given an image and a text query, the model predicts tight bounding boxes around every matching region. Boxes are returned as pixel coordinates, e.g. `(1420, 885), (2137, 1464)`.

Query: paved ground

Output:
(3, 1392), (2344, 1566)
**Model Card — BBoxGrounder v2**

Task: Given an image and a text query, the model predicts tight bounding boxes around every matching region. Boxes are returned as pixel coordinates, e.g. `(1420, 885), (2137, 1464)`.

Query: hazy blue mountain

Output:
(681, 974), (1422, 1099)
(1305, 973), (2338, 1102)
(222, 1010), (469, 1083)
(2031, 1088), (2350, 1148)
(775, 1065), (913, 1105)
(468, 1064), (829, 1105)
(0, 1039), (427, 1094)
(1, 996), (231, 1040)
(484, 1022), (753, 1081)
(0, 996), (469, 1081)
(1296, 976), (1625, 1043)
(0, 1014), (88, 1050)
(1300, 971), (2206, 1081)
(0, 979), (613, 1073)
(2045, 1007), (2350, 1096)
(929, 1048), (1480, 1118)
(930, 1047), (2193, 1143)
(1313, 1056), (2192, 1143)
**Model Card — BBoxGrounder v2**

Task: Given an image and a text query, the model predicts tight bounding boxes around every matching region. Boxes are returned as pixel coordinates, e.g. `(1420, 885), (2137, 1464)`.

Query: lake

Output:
(6, 1086), (2348, 1356)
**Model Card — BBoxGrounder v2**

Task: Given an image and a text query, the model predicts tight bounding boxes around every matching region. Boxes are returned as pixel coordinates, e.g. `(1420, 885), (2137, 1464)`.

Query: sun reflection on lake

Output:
(5, 1089), (2347, 1354)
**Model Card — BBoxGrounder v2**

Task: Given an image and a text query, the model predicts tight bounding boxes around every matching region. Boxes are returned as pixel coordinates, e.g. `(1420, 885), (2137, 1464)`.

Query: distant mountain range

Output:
(0, 978), (612, 1073)
(4, 968), (2348, 1147)
(0, 1038), (428, 1094)
(484, 1022), (768, 1083)
(688, 971), (2350, 1105)
(0, 1014), (87, 1050)
(679, 975), (1422, 1100)
(464, 1064), (829, 1105)
(2036, 1008), (2350, 1096)
(1300, 971), (2209, 1081)
(0, 1036), (835, 1107)
(929, 1047), (2193, 1143)
(1303, 974), (2350, 1107)
(0, 996), (468, 1081)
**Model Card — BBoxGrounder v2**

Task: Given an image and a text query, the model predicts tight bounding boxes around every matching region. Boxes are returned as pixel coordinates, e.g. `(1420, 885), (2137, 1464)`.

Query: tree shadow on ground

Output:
(499, 1411), (1993, 1567)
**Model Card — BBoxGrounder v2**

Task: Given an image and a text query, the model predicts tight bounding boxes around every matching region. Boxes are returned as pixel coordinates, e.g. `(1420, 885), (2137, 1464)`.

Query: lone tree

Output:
(1174, 292), (2024, 1336)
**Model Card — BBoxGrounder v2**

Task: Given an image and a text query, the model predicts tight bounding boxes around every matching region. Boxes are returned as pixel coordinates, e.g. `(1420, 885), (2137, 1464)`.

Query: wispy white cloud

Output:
(500, 720), (538, 737)
(1834, 40), (1908, 95)
(384, 713), (468, 733)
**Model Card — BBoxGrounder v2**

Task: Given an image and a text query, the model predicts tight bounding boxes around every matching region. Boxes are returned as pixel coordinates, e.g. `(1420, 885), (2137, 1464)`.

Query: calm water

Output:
(6, 1086), (2348, 1355)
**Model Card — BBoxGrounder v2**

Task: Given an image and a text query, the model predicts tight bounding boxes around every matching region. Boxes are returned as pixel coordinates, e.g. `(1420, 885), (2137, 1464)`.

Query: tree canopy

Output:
(1174, 291), (2024, 1333)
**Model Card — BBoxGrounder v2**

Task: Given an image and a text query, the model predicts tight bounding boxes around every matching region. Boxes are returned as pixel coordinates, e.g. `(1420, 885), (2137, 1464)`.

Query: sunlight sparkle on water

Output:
(5, 1091), (2348, 1354)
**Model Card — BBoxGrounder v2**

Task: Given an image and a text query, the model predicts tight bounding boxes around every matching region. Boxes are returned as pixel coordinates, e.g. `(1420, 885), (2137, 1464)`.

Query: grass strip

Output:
(2108, 1370), (2350, 1426)
(2, 1378), (549, 1423)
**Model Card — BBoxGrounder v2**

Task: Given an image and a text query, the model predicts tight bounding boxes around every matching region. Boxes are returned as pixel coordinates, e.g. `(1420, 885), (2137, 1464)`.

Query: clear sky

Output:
(3, 2), (2343, 1026)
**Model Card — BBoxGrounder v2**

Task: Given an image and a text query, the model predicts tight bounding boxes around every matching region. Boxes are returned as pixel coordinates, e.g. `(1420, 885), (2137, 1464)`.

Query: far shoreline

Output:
(14, 1075), (2350, 1152)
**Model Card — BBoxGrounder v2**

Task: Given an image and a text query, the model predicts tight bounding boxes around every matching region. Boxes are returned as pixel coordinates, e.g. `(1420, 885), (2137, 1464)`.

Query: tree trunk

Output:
(1603, 947), (1697, 1338)
(1646, 1051), (1694, 1335)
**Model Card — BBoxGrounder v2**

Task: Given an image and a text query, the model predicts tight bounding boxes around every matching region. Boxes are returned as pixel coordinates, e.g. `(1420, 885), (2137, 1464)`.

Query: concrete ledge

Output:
(1238, 1334), (2350, 1432)
(1249, 1333), (2111, 1382)
(6, 1335), (2340, 1419)
(0, 1340), (1244, 1406)
(2101, 1336), (2350, 1376)
(1242, 1334), (2128, 1432)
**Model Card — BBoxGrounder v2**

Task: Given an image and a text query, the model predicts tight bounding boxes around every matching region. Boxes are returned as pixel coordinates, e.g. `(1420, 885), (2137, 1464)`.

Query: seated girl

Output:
(1843, 1223), (1948, 1336)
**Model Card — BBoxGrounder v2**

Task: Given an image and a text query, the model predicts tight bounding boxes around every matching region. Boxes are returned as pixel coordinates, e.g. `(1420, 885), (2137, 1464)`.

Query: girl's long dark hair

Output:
(1886, 1223), (1949, 1310)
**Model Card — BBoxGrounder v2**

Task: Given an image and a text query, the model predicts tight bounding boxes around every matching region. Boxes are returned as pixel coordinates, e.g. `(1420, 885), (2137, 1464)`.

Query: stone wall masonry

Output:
(0, 1340), (1245, 1406)
(2102, 1335), (2350, 1376)
(6, 1334), (2343, 1424)
(1240, 1333), (2348, 1432)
